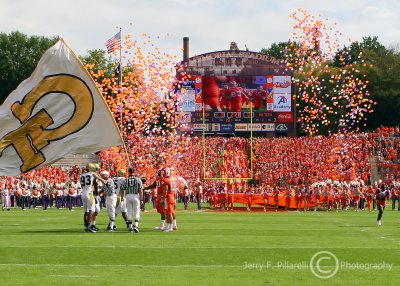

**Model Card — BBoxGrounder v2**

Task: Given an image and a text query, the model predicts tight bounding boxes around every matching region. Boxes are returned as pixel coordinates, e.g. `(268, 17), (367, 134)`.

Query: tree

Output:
(0, 31), (58, 104)
(79, 49), (117, 77)
(260, 41), (300, 62)
(336, 36), (400, 129)
(261, 42), (289, 59)
(363, 45), (400, 129)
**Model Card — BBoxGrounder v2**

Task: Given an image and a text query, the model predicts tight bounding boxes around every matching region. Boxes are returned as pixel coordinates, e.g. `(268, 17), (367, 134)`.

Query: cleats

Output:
(163, 224), (174, 232)
(107, 224), (117, 231)
(85, 227), (96, 233)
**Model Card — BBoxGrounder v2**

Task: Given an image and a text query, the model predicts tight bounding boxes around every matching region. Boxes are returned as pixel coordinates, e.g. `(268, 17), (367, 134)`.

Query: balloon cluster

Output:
(87, 33), (190, 179)
(285, 8), (376, 135)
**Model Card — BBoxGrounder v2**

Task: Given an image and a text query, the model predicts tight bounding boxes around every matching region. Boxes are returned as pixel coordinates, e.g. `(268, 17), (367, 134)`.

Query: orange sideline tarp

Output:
(214, 189), (354, 209)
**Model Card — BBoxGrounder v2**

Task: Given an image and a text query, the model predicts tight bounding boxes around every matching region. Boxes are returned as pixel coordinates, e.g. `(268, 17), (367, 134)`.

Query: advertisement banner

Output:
(276, 112), (294, 123)
(220, 124), (234, 132)
(273, 75), (291, 93)
(275, 123), (293, 133)
(180, 80), (196, 112)
(273, 94), (292, 112)
(248, 123), (262, 131)
(254, 76), (267, 85)
(194, 75), (202, 104)
(193, 123), (207, 131)
(266, 75), (274, 112)
(261, 123), (275, 132)
(235, 123), (248, 131)
(211, 123), (220, 132)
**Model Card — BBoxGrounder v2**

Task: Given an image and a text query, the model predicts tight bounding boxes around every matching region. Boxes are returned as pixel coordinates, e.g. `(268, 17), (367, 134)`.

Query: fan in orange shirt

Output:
(295, 189), (302, 211)
(161, 167), (177, 232)
(262, 187), (270, 212)
(313, 186), (321, 211)
(227, 188), (235, 211)
(182, 185), (189, 210)
(193, 179), (203, 210)
(245, 187), (253, 212)
(285, 188), (292, 211)
(364, 186), (375, 211)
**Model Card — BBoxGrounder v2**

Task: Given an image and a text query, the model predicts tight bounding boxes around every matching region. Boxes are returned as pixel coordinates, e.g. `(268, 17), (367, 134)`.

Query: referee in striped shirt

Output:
(95, 170), (118, 232)
(122, 167), (143, 233)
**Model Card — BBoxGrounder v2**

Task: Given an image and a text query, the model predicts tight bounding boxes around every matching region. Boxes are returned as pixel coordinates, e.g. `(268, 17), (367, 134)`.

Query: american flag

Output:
(105, 31), (121, 54)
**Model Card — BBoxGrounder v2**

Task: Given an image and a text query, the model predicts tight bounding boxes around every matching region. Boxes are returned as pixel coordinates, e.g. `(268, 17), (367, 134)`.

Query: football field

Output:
(0, 205), (399, 286)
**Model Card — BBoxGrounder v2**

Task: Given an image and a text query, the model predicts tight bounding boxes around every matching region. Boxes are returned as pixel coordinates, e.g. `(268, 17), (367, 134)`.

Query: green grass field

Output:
(0, 204), (399, 286)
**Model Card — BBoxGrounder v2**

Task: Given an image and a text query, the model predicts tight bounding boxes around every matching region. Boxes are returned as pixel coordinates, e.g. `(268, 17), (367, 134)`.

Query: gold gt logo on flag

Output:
(0, 74), (94, 173)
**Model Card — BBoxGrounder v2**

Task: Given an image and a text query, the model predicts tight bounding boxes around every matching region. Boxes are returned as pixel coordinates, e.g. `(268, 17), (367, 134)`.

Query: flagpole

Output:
(117, 28), (132, 169)
(119, 27), (123, 134)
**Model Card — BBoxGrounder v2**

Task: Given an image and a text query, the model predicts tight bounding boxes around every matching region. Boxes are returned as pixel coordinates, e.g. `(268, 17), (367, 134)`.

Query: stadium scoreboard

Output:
(176, 45), (295, 136)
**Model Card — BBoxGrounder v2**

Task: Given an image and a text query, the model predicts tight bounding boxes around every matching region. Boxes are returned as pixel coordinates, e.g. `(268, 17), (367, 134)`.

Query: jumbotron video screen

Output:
(178, 75), (294, 134)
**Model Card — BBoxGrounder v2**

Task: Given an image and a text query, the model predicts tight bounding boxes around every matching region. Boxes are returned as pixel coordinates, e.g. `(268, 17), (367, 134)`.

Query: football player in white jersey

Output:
(95, 170), (117, 232)
(80, 163), (97, 232)
(91, 163), (102, 230)
(112, 169), (128, 230)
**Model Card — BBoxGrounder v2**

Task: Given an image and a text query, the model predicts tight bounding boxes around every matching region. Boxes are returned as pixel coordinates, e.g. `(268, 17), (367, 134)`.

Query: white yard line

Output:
(0, 245), (396, 249)
(49, 274), (98, 278)
(0, 263), (241, 268)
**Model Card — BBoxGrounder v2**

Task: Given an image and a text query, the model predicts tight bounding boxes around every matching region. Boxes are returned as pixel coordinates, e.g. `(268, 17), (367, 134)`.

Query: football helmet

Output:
(118, 169), (126, 177)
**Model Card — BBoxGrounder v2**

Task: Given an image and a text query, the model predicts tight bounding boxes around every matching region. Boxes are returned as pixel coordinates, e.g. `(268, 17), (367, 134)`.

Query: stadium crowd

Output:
(370, 127), (400, 184)
(1, 129), (399, 213)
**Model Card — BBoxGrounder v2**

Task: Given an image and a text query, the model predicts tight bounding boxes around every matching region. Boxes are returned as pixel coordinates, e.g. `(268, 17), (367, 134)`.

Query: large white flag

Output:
(0, 39), (123, 176)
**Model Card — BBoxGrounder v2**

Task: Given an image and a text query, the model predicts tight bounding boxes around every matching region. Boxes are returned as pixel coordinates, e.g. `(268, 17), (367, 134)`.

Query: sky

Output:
(1, 0), (400, 60)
